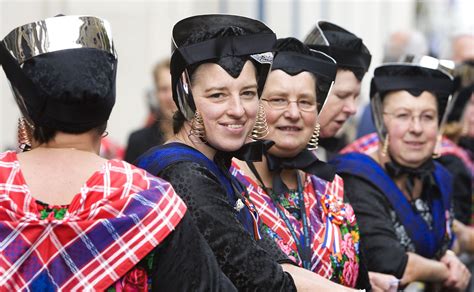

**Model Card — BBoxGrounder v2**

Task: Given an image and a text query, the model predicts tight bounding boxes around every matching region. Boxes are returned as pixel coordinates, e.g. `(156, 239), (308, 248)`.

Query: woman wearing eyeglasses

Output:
(331, 59), (471, 290)
(231, 38), (372, 290)
(137, 16), (353, 291)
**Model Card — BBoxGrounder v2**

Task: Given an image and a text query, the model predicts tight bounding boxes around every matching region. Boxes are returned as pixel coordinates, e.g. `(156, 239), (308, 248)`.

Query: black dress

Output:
(152, 213), (237, 291)
(436, 154), (472, 224)
(137, 144), (297, 291)
(341, 174), (452, 279)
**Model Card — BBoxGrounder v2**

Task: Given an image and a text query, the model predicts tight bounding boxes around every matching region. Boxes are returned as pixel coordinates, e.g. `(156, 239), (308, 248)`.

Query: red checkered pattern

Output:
(0, 151), (186, 290)
(340, 133), (379, 155)
(232, 163), (355, 281)
(439, 136), (474, 175)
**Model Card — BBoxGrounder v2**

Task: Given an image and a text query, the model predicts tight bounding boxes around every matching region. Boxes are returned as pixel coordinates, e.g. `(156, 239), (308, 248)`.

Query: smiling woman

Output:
(189, 61), (259, 154)
(231, 37), (374, 290)
(136, 15), (360, 291)
(331, 56), (471, 290)
(135, 14), (305, 291)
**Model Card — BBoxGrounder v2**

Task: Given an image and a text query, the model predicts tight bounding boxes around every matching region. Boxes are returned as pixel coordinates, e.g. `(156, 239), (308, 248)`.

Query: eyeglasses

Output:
(262, 98), (317, 112)
(383, 111), (438, 126)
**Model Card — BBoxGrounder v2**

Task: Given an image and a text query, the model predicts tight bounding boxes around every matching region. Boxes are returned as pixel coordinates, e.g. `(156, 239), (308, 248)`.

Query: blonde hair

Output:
(152, 58), (171, 86)
(442, 122), (464, 143)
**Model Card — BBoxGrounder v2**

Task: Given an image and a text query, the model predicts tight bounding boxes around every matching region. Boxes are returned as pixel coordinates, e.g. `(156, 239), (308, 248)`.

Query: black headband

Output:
(272, 51), (337, 80)
(309, 45), (371, 72)
(174, 33), (275, 66)
(171, 32), (275, 88)
(371, 76), (453, 97)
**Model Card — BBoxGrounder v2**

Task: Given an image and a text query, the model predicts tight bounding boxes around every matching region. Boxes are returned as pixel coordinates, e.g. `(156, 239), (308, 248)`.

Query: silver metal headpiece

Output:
(2, 15), (117, 64)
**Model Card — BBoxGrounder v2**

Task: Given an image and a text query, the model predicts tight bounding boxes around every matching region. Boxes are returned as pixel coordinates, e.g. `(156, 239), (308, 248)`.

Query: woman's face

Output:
(318, 69), (361, 138)
(261, 69), (317, 158)
(191, 61), (259, 152)
(462, 93), (474, 137)
(383, 90), (439, 168)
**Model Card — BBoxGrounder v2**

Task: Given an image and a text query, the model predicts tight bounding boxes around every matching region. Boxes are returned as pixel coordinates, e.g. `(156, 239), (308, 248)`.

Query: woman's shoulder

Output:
(100, 159), (178, 196)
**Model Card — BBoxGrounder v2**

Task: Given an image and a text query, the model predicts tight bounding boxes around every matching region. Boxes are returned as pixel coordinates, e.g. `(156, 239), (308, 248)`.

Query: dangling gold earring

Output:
(18, 117), (34, 152)
(188, 110), (206, 143)
(381, 134), (389, 156)
(307, 123), (320, 150)
(250, 103), (269, 140)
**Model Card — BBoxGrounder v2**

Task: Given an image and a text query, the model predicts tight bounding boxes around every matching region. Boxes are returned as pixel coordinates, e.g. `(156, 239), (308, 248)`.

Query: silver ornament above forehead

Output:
(370, 54), (455, 140)
(2, 15), (117, 65)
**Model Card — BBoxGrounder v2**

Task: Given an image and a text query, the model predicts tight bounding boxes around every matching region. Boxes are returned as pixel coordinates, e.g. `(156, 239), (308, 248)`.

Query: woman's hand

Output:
(453, 219), (474, 253)
(440, 250), (471, 291)
(368, 272), (399, 292)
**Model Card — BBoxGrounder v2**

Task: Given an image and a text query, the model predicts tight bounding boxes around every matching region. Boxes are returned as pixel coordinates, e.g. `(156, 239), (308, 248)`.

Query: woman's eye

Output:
(422, 114), (435, 121)
(209, 93), (224, 98)
(270, 98), (286, 104)
(242, 91), (257, 98)
(299, 100), (313, 105)
(395, 113), (410, 119)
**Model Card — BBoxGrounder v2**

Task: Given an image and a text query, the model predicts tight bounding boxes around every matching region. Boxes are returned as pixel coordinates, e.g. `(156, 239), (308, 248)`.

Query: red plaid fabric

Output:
(232, 162), (360, 286)
(439, 137), (474, 175)
(0, 151), (186, 290)
(340, 133), (379, 155)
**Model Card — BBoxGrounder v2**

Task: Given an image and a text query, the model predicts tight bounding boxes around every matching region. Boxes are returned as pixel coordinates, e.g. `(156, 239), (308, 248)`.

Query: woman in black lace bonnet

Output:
(331, 57), (471, 290)
(137, 14), (357, 291)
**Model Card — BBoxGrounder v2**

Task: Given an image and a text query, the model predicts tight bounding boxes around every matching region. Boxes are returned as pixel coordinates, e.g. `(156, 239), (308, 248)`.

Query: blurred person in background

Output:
(0, 15), (235, 291)
(124, 59), (176, 163)
(304, 21), (371, 161)
(440, 61), (473, 227)
(450, 33), (474, 63)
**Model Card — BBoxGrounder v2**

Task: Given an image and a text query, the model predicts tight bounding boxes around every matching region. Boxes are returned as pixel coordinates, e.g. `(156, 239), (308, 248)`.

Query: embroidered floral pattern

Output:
(114, 266), (148, 292)
(329, 216), (360, 287)
(231, 162), (361, 287)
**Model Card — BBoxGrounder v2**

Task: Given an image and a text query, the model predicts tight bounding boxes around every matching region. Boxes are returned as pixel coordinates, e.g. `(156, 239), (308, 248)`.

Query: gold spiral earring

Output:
(18, 117), (34, 152)
(381, 134), (390, 156)
(188, 110), (206, 143)
(307, 123), (321, 151)
(250, 103), (269, 140)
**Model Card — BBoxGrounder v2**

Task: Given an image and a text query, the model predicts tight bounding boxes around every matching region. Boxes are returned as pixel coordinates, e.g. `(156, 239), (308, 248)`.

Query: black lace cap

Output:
(304, 21), (371, 72)
(370, 64), (454, 123)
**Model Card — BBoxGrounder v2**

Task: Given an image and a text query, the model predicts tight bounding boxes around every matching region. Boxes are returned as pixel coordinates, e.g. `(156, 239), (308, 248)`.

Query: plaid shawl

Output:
(439, 136), (474, 177)
(231, 162), (360, 287)
(340, 133), (379, 155)
(0, 151), (186, 290)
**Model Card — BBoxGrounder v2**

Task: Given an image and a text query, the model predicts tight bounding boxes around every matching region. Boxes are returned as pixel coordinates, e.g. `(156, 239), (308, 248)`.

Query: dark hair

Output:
(338, 66), (365, 81)
(33, 123), (107, 144)
(152, 58), (171, 85)
(173, 26), (258, 133)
